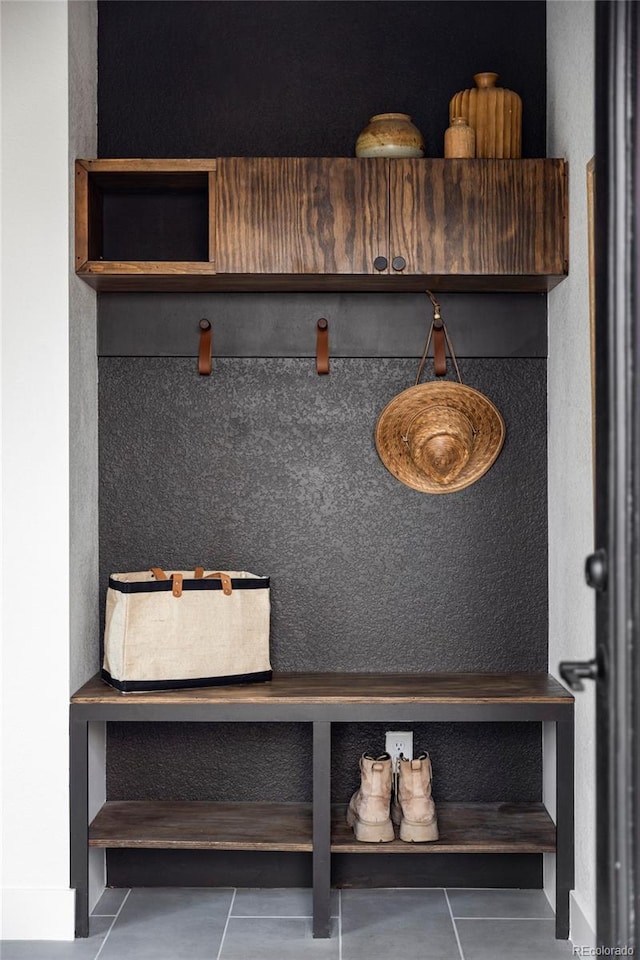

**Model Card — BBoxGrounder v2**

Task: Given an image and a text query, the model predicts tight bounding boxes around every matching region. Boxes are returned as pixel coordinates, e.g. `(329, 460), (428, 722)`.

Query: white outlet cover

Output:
(385, 730), (413, 761)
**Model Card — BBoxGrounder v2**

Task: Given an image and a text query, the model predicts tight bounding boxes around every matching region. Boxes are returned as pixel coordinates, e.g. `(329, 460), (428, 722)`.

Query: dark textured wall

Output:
(100, 358), (547, 676)
(101, 357), (547, 804)
(107, 720), (542, 804)
(97, 0), (549, 886)
(97, 0), (546, 159)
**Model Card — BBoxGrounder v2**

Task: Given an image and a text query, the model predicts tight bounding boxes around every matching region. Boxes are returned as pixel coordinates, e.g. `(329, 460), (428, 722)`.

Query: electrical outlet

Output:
(385, 730), (413, 768)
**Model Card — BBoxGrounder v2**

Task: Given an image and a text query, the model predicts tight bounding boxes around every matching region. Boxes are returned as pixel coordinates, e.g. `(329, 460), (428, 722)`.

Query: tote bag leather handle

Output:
(149, 567), (233, 596)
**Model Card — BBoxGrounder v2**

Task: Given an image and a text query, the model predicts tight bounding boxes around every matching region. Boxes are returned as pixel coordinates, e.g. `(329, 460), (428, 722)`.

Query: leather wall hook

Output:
(414, 291), (464, 386)
(316, 318), (329, 375)
(198, 319), (212, 375)
(427, 294), (447, 377)
(432, 322), (447, 376)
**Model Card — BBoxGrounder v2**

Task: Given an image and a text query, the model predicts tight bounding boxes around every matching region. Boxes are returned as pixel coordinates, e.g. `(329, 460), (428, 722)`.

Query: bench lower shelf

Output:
(89, 800), (555, 854)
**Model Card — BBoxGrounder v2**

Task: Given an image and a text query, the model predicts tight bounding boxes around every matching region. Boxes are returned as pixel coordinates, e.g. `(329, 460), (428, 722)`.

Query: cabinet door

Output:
(216, 158), (389, 276)
(389, 159), (568, 281)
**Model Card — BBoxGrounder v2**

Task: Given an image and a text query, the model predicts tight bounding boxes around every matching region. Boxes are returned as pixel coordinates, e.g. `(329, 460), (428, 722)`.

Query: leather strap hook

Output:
(198, 319), (212, 376)
(415, 291), (463, 385)
(316, 318), (329, 375)
(426, 292), (447, 376)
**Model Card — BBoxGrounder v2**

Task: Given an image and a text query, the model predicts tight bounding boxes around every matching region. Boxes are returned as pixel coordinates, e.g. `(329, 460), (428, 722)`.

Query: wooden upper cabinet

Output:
(389, 159), (568, 284)
(216, 157), (567, 288)
(75, 157), (568, 291)
(215, 158), (389, 276)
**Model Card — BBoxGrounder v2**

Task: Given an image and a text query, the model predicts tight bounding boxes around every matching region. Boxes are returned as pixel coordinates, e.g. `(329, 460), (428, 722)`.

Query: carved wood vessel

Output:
(449, 73), (522, 158)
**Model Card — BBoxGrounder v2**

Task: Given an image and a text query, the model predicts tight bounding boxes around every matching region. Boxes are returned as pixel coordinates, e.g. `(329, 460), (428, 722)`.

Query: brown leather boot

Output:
(346, 752), (394, 842)
(391, 753), (439, 842)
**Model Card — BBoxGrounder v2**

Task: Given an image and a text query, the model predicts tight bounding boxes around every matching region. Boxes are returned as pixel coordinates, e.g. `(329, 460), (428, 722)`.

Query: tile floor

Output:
(1, 887), (577, 960)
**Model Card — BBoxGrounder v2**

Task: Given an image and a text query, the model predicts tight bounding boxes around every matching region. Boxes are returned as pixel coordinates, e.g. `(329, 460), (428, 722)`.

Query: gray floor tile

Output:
(219, 918), (339, 960)
(456, 919), (574, 960)
(447, 888), (554, 919)
(91, 887), (130, 916)
(231, 887), (339, 918)
(341, 889), (458, 960)
(97, 887), (233, 960)
(0, 918), (111, 960)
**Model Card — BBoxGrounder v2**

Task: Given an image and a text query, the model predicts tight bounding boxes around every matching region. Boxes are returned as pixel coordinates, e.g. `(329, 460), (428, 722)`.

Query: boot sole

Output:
(346, 804), (395, 842)
(398, 818), (439, 843)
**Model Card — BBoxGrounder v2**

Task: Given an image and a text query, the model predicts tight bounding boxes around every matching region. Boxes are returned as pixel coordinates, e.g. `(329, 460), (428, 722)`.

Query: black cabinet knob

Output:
(391, 256), (406, 271)
(373, 256), (388, 271)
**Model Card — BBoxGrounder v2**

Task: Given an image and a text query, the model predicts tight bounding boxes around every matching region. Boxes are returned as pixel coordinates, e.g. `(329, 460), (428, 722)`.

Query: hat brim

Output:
(375, 382), (506, 493)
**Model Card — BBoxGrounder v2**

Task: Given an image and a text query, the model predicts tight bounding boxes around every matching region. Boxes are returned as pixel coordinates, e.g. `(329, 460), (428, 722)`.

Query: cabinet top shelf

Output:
(71, 671), (573, 705)
(76, 157), (562, 166)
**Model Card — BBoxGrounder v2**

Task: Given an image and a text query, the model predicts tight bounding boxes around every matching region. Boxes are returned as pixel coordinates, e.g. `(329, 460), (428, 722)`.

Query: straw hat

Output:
(375, 380), (505, 494)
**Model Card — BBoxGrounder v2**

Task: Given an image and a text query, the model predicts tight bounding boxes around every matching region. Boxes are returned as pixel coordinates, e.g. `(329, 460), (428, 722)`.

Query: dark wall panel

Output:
(98, 292), (547, 359)
(97, 1), (546, 159)
(106, 720), (542, 804)
(106, 849), (543, 890)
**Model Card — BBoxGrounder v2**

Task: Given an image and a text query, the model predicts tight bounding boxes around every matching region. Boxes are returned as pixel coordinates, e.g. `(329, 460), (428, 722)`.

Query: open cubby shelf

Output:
(90, 801), (314, 852)
(89, 799), (556, 854)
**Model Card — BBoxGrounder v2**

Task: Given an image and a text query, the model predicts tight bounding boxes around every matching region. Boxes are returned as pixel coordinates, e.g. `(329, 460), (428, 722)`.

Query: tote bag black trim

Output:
(109, 576), (270, 594)
(102, 668), (273, 693)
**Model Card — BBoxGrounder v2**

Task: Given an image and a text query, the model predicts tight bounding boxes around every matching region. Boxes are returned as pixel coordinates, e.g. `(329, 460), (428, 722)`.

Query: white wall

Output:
(70, 0), (99, 697)
(68, 0), (102, 916)
(0, 0), (98, 940)
(546, 0), (596, 946)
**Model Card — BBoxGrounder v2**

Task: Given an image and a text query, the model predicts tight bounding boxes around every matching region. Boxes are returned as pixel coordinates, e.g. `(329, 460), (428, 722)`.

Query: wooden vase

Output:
(449, 72), (522, 158)
(444, 117), (475, 158)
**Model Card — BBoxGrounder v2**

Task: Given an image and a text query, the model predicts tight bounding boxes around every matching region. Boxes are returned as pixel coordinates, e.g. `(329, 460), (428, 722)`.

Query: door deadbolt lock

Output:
(585, 549), (607, 591)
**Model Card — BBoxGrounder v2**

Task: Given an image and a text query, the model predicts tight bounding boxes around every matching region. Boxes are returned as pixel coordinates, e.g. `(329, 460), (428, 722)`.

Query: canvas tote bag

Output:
(102, 567), (271, 692)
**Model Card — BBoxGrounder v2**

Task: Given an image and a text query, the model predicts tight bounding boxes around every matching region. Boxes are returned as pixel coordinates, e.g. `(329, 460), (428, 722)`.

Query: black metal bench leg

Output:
(70, 709), (89, 938)
(312, 720), (331, 938)
(555, 715), (575, 939)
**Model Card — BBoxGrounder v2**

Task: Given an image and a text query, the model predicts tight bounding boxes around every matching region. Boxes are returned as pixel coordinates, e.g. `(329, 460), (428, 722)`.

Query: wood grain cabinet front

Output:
(215, 157), (390, 277)
(215, 157), (568, 290)
(388, 158), (568, 286)
(75, 157), (567, 292)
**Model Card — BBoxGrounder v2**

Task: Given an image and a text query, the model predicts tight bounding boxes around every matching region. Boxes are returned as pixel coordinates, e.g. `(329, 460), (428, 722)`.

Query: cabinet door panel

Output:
(216, 158), (389, 275)
(389, 159), (568, 278)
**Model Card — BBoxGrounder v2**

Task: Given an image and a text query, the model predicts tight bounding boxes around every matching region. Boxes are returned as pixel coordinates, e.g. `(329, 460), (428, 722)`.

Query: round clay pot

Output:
(355, 113), (425, 158)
